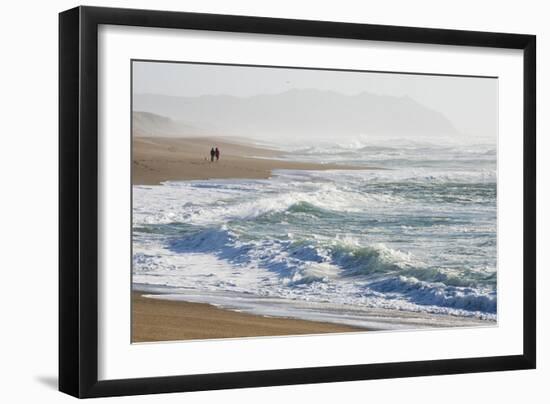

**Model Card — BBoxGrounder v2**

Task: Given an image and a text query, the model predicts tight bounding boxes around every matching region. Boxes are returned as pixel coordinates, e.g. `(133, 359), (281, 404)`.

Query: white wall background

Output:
(0, 0), (546, 402)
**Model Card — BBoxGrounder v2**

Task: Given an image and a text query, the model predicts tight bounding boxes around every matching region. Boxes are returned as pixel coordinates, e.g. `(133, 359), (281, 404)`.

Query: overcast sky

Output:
(133, 60), (498, 139)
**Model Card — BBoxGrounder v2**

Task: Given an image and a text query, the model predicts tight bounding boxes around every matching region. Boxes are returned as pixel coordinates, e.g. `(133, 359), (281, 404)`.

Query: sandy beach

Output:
(133, 136), (374, 185)
(132, 292), (364, 342)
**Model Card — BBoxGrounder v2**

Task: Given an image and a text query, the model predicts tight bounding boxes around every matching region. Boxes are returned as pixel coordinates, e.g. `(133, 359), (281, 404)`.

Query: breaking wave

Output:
(152, 225), (497, 316)
(133, 140), (497, 325)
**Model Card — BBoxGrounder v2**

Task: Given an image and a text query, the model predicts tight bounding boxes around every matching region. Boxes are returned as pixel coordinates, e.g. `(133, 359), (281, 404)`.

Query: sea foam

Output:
(133, 141), (497, 327)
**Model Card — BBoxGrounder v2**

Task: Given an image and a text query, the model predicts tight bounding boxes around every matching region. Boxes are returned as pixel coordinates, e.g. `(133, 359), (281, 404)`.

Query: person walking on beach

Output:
(215, 147), (220, 161)
(210, 147), (215, 162)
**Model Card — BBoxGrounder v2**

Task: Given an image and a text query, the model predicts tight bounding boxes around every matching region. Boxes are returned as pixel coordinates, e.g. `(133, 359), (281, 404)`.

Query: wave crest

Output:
(162, 227), (496, 314)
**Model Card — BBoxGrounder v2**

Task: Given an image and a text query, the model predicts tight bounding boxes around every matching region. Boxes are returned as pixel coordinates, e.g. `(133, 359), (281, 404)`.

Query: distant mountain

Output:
(133, 89), (457, 139)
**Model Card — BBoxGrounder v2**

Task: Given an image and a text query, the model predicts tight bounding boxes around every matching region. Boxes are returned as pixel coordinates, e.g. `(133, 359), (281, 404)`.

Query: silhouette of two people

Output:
(210, 147), (220, 162)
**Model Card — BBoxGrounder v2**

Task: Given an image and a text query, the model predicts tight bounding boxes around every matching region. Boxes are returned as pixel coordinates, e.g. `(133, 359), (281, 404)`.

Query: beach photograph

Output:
(131, 61), (498, 343)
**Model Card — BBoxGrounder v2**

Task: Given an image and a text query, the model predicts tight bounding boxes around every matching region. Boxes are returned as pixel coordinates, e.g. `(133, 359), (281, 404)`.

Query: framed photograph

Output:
(59, 6), (536, 398)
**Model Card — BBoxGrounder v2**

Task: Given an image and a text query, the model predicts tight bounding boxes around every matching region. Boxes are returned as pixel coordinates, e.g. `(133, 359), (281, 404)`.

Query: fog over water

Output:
(133, 61), (498, 142)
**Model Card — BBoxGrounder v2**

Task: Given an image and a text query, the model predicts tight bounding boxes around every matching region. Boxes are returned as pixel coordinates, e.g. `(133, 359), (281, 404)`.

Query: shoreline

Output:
(131, 136), (375, 342)
(131, 291), (365, 343)
(133, 136), (380, 185)
(131, 287), (496, 342)
(131, 135), (496, 342)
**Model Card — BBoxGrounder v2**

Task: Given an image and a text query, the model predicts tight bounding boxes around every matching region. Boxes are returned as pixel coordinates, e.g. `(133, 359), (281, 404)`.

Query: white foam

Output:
(133, 233), (497, 320)
(132, 141), (497, 328)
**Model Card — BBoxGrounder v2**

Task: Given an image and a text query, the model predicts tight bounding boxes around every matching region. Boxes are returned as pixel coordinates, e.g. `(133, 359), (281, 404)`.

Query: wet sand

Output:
(132, 292), (364, 343)
(133, 136), (376, 185)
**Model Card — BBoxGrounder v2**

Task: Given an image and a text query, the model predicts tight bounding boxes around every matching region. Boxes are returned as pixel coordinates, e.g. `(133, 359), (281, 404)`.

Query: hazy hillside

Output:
(133, 89), (458, 140)
(132, 111), (199, 137)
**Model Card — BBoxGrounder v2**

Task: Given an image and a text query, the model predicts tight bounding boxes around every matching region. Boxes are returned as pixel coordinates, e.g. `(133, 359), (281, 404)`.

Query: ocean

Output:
(132, 138), (497, 330)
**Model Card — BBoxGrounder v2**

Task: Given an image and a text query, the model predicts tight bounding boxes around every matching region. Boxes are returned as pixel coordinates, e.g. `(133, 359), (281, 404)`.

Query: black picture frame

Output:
(59, 5), (536, 398)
